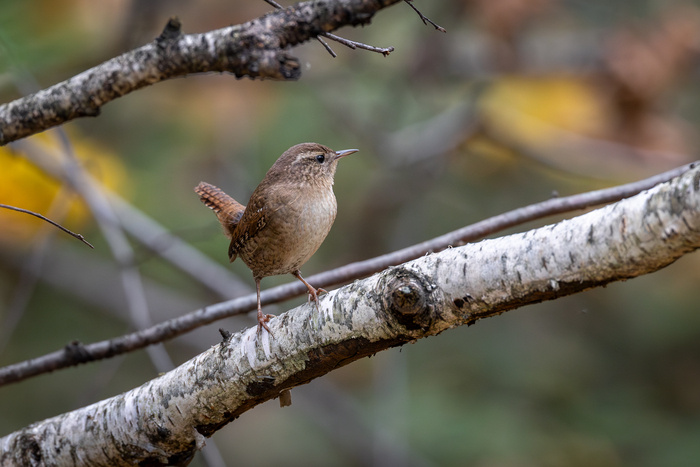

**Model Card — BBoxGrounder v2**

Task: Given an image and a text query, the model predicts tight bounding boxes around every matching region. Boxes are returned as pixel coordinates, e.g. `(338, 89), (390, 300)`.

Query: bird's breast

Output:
(240, 186), (338, 278)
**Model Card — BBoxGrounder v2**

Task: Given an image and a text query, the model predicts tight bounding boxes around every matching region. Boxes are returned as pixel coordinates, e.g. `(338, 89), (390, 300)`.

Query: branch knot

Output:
(381, 267), (438, 331)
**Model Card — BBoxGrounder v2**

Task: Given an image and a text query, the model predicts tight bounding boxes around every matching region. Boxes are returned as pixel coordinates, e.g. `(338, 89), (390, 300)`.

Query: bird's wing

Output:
(227, 183), (298, 262)
(228, 193), (268, 262)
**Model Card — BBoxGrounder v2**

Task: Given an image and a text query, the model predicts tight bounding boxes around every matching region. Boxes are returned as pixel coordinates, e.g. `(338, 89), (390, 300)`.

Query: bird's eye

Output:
(315, 154), (325, 163)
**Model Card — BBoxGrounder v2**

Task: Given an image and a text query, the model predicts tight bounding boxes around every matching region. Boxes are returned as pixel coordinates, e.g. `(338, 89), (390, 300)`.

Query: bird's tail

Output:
(194, 182), (245, 237)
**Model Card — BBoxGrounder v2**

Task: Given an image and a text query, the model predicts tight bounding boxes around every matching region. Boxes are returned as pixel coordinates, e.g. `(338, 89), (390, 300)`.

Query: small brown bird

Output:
(195, 143), (358, 333)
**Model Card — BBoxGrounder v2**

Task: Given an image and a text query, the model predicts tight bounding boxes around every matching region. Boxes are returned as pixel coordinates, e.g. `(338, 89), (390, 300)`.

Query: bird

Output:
(195, 142), (358, 334)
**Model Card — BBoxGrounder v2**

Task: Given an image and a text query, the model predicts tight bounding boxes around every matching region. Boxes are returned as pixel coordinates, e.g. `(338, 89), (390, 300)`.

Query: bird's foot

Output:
(306, 287), (328, 304)
(257, 310), (275, 336)
(293, 271), (327, 310)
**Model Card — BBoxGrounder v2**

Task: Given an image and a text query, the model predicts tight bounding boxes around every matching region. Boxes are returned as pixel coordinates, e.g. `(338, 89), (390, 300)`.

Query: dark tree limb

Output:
(0, 161), (695, 387)
(0, 0), (403, 146)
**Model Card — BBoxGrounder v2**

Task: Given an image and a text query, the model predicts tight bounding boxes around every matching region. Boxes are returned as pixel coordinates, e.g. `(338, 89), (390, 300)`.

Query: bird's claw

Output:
(306, 287), (327, 303)
(257, 312), (275, 336)
(306, 288), (328, 312)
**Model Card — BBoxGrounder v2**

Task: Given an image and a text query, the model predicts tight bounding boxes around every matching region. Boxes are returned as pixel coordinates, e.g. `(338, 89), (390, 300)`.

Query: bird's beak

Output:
(335, 149), (359, 159)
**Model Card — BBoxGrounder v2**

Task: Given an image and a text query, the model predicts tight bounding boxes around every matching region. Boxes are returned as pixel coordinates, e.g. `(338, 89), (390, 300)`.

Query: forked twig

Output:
(263, 0), (394, 57)
(0, 204), (94, 248)
(316, 36), (337, 57)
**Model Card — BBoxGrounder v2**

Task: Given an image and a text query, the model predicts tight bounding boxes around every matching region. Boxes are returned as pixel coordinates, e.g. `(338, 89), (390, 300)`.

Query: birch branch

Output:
(2, 161), (699, 466)
(0, 161), (695, 387)
(0, 0), (402, 145)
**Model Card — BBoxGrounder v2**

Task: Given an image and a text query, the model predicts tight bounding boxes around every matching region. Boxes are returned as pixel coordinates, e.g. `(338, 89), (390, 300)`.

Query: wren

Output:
(195, 143), (358, 334)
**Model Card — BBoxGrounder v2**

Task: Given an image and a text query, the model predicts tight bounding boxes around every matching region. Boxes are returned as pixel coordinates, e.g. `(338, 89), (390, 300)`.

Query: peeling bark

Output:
(1, 161), (699, 466)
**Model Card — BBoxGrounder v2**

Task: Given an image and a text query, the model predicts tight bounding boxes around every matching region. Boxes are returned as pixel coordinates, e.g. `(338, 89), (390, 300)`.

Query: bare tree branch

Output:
(2, 162), (698, 465)
(0, 0), (404, 146)
(0, 161), (695, 387)
(0, 203), (93, 248)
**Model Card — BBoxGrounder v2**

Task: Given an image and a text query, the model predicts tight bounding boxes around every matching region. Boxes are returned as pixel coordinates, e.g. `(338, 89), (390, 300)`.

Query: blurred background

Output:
(1, 0), (700, 465)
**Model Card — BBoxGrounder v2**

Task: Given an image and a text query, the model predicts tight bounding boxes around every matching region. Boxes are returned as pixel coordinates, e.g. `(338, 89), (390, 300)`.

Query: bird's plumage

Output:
(195, 142), (358, 334)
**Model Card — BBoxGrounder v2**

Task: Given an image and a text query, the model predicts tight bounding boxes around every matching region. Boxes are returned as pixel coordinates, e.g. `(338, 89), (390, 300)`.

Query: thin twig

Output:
(322, 32), (395, 55)
(316, 36), (337, 57)
(403, 0), (446, 32)
(0, 204), (94, 248)
(262, 0), (393, 56)
(0, 160), (695, 386)
(0, 189), (75, 354)
(263, 0), (340, 57)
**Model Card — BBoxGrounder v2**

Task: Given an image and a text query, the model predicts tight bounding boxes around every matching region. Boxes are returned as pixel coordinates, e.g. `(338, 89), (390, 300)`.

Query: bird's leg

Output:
(293, 270), (326, 305)
(255, 278), (274, 335)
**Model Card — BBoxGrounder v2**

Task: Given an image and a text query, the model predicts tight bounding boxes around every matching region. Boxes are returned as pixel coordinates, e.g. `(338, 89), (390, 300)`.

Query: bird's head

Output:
(270, 142), (358, 187)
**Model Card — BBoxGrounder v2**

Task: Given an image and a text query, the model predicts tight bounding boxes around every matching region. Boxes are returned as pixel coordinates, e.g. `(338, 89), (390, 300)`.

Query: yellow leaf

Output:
(0, 131), (127, 245)
(480, 75), (609, 146)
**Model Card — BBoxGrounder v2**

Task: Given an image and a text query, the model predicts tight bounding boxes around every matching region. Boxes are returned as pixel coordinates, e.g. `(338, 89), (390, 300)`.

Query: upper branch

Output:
(0, 0), (401, 145)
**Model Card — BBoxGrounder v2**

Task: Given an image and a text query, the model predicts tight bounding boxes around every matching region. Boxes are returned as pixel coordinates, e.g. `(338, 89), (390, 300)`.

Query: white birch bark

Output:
(1, 165), (699, 466)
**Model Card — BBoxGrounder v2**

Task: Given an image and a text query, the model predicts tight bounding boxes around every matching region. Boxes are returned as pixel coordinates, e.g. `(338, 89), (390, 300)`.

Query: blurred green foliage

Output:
(1, 0), (700, 466)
